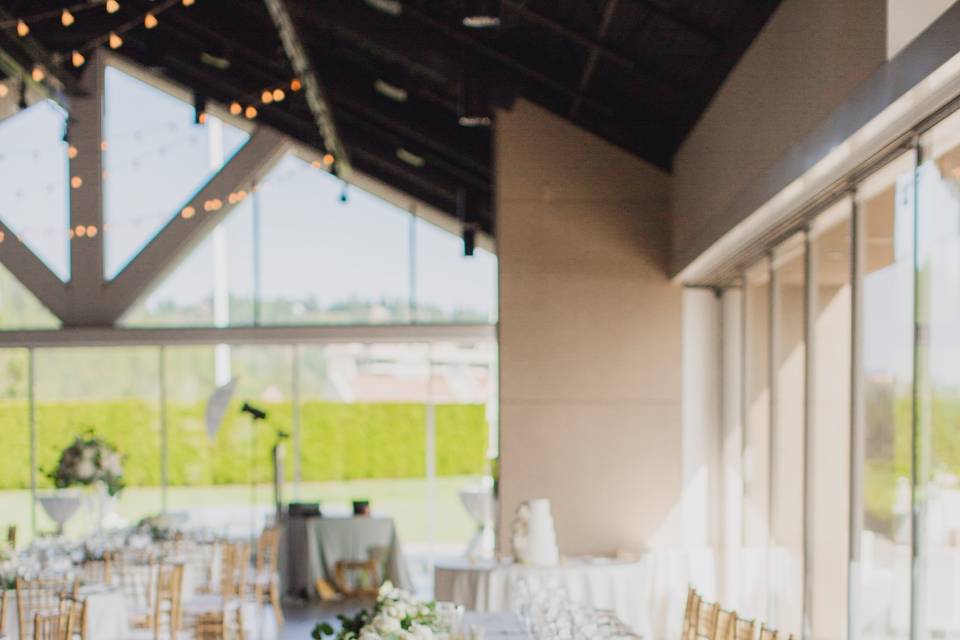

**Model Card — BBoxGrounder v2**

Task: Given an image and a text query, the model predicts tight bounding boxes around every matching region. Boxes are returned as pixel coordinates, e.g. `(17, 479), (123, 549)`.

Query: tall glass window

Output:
(853, 152), (915, 640)
(770, 233), (806, 635)
(808, 199), (853, 640)
(742, 259), (771, 621)
(916, 110), (960, 639)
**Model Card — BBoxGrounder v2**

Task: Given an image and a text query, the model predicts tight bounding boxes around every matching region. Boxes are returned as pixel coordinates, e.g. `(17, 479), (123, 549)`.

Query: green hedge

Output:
(0, 399), (488, 489)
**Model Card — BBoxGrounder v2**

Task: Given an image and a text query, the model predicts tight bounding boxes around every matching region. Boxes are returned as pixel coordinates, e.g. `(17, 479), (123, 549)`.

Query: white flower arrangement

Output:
(49, 433), (125, 496)
(313, 582), (441, 640)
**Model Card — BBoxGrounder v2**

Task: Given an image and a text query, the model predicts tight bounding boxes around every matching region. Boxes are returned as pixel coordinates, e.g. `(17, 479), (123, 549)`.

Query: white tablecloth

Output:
(7, 586), (128, 640)
(436, 549), (716, 640)
(435, 558), (648, 635)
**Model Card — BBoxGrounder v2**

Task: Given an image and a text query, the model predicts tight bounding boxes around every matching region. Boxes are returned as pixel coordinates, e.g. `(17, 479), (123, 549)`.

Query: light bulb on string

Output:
(229, 101), (242, 115)
(106, 0), (120, 13)
(16, 20), (29, 37)
(75, 225), (86, 238)
(0, 84), (7, 98)
(70, 176), (83, 189)
(272, 88), (285, 102)
(31, 66), (45, 82)
(323, 153), (334, 167)
(71, 51), (85, 68)
(86, 225), (98, 237)
(144, 12), (158, 29)
(67, 145), (78, 159)
(61, 9), (75, 27)
(181, 206), (195, 219)
(244, 105), (257, 119)
(261, 90), (273, 104)
(182, 0), (195, 5)
(108, 32), (123, 49)
(290, 78), (302, 92)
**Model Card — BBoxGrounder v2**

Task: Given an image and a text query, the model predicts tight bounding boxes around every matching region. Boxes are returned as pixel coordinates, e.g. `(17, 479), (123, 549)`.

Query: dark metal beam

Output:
(262, 0), (350, 172)
(568, 0), (620, 118)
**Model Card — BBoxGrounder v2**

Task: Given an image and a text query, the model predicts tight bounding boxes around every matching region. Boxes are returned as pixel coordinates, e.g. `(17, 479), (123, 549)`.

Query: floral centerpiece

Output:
(48, 433), (125, 496)
(313, 582), (441, 640)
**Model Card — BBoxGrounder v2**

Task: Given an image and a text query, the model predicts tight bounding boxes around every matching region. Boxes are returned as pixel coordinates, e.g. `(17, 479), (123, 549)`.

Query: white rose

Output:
(76, 459), (96, 481)
(373, 614), (402, 634)
(378, 581), (395, 598)
(410, 624), (434, 640)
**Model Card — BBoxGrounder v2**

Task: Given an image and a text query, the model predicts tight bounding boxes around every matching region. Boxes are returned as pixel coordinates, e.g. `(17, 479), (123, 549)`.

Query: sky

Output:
(0, 65), (497, 321)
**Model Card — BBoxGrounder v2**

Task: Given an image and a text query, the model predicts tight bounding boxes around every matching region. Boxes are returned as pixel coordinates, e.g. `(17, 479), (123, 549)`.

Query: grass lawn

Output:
(2, 476), (480, 548)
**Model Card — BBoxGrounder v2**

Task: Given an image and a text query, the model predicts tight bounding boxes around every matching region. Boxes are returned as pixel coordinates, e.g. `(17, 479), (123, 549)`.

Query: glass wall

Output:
(770, 233), (806, 635)
(0, 339), (495, 573)
(916, 109), (960, 639)
(742, 259), (771, 622)
(732, 150), (919, 640)
(808, 199), (853, 640)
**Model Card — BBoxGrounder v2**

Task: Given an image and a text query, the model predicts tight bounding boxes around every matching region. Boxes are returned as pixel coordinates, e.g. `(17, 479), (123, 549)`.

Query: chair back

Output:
(758, 624), (778, 640)
(79, 558), (111, 586)
(30, 594), (78, 640)
(151, 563), (184, 640)
(714, 609), (736, 640)
(697, 600), (720, 640)
(256, 528), (281, 576)
(219, 542), (249, 599)
(113, 561), (159, 626)
(734, 617), (756, 640)
(16, 576), (74, 640)
(682, 587), (700, 640)
(1, 589), (9, 637)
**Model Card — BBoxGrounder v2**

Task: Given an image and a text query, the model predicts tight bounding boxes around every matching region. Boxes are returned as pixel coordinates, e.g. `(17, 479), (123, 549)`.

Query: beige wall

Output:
(671, 0), (886, 273)
(496, 100), (683, 556)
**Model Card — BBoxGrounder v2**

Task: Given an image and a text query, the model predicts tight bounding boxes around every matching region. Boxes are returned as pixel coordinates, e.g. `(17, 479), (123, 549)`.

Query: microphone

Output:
(240, 402), (267, 421)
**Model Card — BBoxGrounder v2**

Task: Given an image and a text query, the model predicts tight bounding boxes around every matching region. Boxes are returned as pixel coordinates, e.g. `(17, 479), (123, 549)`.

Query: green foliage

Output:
(0, 399), (488, 490)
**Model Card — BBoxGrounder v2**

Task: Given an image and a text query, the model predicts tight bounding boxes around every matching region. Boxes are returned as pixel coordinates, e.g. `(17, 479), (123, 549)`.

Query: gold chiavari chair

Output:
(714, 609), (736, 640)
(112, 561), (159, 631)
(248, 527), (282, 625)
(125, 563), (184, 640)
(681, 587), (700, 640)
(1, 589), (10, 640)
(15, 577), (76, 640)
(758, 624), (778, 640)
(59, 596), (87, 640)
(79, 558), (111, 587)
(187, 542), (248, 640)
(30, 597), (74, 640)
(696, 600), (720, 640)
(733, 617), (756, 640)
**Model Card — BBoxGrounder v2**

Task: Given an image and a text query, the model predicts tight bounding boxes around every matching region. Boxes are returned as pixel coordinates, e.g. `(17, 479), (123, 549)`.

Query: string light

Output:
(86, 225), (98, 237)
(31, 66), (45, 82)
(261, 90), (273, 104)
(181, 206), (195, 219)
(70, 176), (83, 189)
(106, 0), (120, 14)
(244, 105), (257, 119)
(229, 102), (242, 115)
(109, 32), (123, 49)
(67, 145), (78, 159)
(144, 12), (158, 29)
(0, 84), (7, 98)
(61, 9), (75, 27)
(16, 20), (29, 37)
(272, 88), (285, 102)
(182, 0), (195, 5)
(0, 230), (4, 243)
(72, 51), (85, 68)
(75, 225), (86, 237)
(100, 141), (108, 151)
(290, 78), (302, 92)
(311, 160), (322, 169)
(323, 153), (334, 167)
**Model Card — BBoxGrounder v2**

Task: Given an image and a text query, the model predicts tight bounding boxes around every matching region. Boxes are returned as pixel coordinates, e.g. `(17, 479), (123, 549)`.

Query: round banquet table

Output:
(6, 585), (129, 640)
(435, 557), (649, 635)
